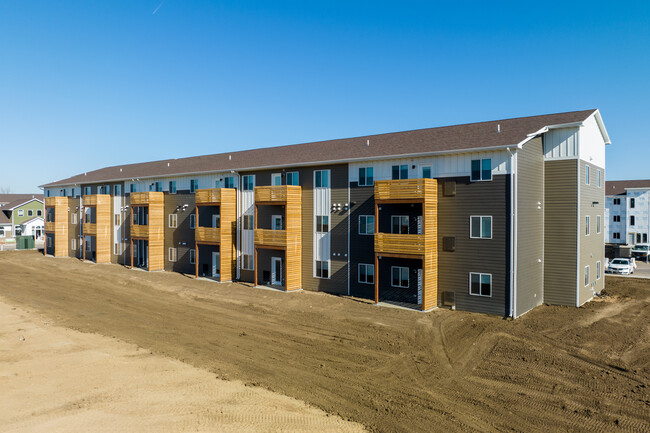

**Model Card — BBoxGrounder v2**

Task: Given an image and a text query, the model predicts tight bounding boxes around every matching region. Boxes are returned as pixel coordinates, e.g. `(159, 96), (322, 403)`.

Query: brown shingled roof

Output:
(0, 194), (44, 206)
(43, 109), (598, 187)
(606, 180), (650, 196)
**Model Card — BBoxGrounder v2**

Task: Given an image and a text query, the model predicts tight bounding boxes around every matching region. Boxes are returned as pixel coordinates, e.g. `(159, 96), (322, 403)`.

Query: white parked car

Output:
(606, 258), (635, 275)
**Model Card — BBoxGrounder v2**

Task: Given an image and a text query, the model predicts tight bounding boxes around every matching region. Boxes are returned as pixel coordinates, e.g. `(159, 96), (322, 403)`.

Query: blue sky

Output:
(1, 1), (648, 193)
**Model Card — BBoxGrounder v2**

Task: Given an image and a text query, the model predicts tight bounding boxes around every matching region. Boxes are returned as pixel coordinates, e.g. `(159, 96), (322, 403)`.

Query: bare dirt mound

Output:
(0, 250), (649, 432)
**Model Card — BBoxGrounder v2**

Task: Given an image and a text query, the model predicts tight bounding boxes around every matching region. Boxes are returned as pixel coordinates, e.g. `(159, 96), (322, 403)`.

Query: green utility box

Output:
(16, 236), (35, 250)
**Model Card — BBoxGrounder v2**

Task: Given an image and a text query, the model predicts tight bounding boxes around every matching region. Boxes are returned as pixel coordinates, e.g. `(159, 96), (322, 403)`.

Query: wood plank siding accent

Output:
(129, 191), (164, 271)
(543, 160), (578, 306)
(194, 188), (236, 281)
(515, 138), (544, 316)
(44, 196), (69, 257)
(254, 185), (302, 291)
(374, 178), (438, 311)
(82, 194), (111, 264)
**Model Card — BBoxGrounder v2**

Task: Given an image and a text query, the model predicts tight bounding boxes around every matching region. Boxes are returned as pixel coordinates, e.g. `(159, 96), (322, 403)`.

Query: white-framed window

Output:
(586, 216), (590, 235)
(18, 210), (24, 217)
(223, 176), (235, 188)
(242, 254), (254, 270)
(114, 243), (122, 255)
(584, 265), (590, 286)
(314, 170), (330, 188)
(391, 266), (409, 288)
(272, 215), (283, 230)
(631, 216), (635, 226)
(114, 214), (120, 226)
(613, 215), (621, 222)
(169, 214), (178, 228)
(242, 175), (255, 191)
(469, 273), (492, 297)
(470, 216), (492, 239)
(421, 165), (432, 179)
(71, 239), (76, 250)
(391, 216), (409, 234)
(71, 213), (77, 224)
(597, 215), (601, 234)
(316, 215), (329, 233)
(169, 247), (177, 262)
(243, 214), (254, 230)
(114, 184), (122, 196)
(585, 166), (590, 185)
(359, 215), (374, 235)
(0, 227), (4, 237)
(358, 263), (374, 284)
(190, 179), (198, 193)
(190, 249), (196, 264)
(391, 165), (408, 180)
(37, 209), (42, 216)
(169, 181), (177, 194)
(613, 198), (621, 205)
(286, 172), (299, 186)
(471, 159), (492, 181)
(271, 173), (282, 186)
(597, 169), (601, 187)
(358, 167), (373, 186)
(27, 209), (33, 217)
(596, 261), (601, 280)
(315, 260), (329, 279)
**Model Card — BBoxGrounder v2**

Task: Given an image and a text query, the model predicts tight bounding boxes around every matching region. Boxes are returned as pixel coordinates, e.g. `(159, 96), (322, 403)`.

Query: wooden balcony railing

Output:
(254, 185), (300, 203)
(196, 189), (224, 205)
(84, 223), (97, 235)
(44, 221), (57, 232)
(131, 224), (149, 238)
(195, 226), (221, 243)
(254, 229), (287, 247)
(375, 233), (426, 256)
(374, 179), (435, 202)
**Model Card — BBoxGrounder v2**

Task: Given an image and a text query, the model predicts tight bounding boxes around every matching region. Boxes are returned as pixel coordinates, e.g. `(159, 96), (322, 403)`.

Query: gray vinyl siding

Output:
(515, 137), (544, 316)
(579, 160), (605, 304)
(437, 175), (510, 316)
(349, 183), (376, 299)
(164, 192), (195, 274)
(543, 159), (577, 306)
(68, 197), (81, 258)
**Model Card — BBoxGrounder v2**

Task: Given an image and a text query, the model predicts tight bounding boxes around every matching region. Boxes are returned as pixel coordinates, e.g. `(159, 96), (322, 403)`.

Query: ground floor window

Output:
(584, 266), (590, 287)
(391, 266), (409, 288)
(469, 273), (491, 297)
(316, 260), (329, 279)
(613, 232), (620, 240)
(190, 249), (195, 264)
(0, 227), (4, 237)
(169, 247), (177, 262)
(596, 261), (601, 280)
(71, 239), (76, 250)
(358, 263), (374, 284)
(242, 254), (253, 270)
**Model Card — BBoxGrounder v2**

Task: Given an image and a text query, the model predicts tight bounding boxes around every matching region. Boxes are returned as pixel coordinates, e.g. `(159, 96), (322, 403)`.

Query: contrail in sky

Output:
(152, 1), (165, 15)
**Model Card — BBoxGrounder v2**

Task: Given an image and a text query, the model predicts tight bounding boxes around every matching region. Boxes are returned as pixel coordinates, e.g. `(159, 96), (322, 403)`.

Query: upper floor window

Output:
(471, 159), (492, 181)
(61, 188), (67, 197)
(586, 216), (590, 235)
(242, 175), (255, 191)
(585, 166), (590, 185)
(358, 263), (374, 284)
(272, 215), (282, 230)
(421, 165), (432, 179)
(18, 210), (24, 217)
(223, 176), (235, 188)
(630, 198), (635, 208)
(114, 185), (121, 196)
(584, 265), (590, 287)
(190, 214), (196, 229)
(391, 216), (409, 234)
(392, 165), (408, 180)
(613, 215), (621, 222)
(597, 215), (601, 234)
(470, 216), (492, 239)
(190, 179), (198, 193)
(597, 170), (601, 187)
(28, 210), (33, 217)
(314, 170), (330, 188)
(271, 173), (282, 186)
(243, 214), (254, 230)
(316, 215), (329, 233)
(359, 167), (373, 186)
(359, 215), (374, 235)
(84, 186), (91, 195)
(613, 198), (621, 205)
(37, 209), (42, 217)
(613, 232), (620, 240)
(46, 190), (51, 197)
(169, 181), (176, 194)
(286, 172), (299, 186)
(130, 184), (136, 193)
(631, 215), (635, 226)
(169, 214), (177, 228)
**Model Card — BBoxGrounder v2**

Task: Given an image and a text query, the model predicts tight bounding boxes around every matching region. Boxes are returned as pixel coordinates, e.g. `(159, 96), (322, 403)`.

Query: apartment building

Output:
(605, 180), (650, 245)
(41, 109), (610, 317)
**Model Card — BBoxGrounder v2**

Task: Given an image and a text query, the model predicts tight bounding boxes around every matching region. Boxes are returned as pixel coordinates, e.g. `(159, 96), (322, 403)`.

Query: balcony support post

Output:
(195, 242), (198, 278)
(374, 254), (379, 304)
(254, 247), (258, 287)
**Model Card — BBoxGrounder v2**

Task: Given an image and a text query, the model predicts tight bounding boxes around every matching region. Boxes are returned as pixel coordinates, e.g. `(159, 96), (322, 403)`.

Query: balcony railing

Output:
(254, 229), (287, 247)
(196, 189), (225, 205)
(84, 223), (97, 235)
(44, 221), (56, 232)
(255, 185), (299, 203)
(375, 233), (426, 256)
(130, 192), (164, 206)
(195, 226), (221, 243)
(131, 224), (149, 238)
(374, 179), (435, 202)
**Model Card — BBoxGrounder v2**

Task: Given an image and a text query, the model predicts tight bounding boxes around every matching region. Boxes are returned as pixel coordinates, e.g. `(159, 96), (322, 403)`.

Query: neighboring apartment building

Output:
(0, 194), (45, 239)
(41, 109), (610, 317)
(605, 180), (650, 245)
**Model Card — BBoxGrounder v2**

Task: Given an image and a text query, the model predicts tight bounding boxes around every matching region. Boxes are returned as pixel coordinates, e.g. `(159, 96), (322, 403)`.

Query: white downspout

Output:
(233, 171), (241, 280)
(507, 147), (517, 318)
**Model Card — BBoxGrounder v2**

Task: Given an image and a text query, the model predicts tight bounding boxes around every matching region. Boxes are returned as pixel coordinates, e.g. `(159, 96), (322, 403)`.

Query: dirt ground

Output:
(0, 250), (649, 433)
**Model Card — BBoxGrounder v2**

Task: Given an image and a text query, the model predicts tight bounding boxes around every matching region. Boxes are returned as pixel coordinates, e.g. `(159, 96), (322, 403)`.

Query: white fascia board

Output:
(591, 109), (611, 145)
(8, 198), (44, 211)
(516, 121), (585, 149)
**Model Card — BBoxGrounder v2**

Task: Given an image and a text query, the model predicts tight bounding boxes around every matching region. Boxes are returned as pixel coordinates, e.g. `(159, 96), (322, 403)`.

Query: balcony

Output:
(374, 179), (436, 203)
(254, 185), (300, 204)
(44, 221), (57, 233)
(254, 229), (287, 248)
(375, 233), (426, 257)
(130, 191), (164, 206)
(131, 224), (149, 238)
(195, 226), (221, 243)
(195, 188), (235, 205)
(84, 223), (97, 236)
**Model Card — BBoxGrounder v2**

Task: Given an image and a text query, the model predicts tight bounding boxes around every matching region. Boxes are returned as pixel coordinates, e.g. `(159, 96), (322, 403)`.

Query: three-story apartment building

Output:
(41, 109), (610, 317)
(605, 180), (650, 246)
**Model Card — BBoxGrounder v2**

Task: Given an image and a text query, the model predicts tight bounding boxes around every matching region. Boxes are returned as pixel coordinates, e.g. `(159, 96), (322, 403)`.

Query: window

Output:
(155, 182), (163, 192)
(358, 264), (374, 284)
(271, 173), (282, 186)
(18, 209), (24, 217)
(613, 232), (620, 240)
(613, 198), (621, 205)
(584, 265), (590, 286)
(243, 214), (254, 230)
(631, 198), (635, 208)
(169, 181), (176, 194)
(469, 273), (492, 297)
(46, 208), (55, 222)
(286, 172), (299, 186)
(190, 214), (196, 229)
(392, 165), (408, 180)
(597, 261), (601, 280)
(272, 215), (283, 230)
(471, 159), (492, 181)
(316, 260), (329, 279)
(37, 210), (42, 216)
(84, 186), (91, 195)
(631, 216), (635, 226)
(223, 176), (235, 188)
(358, 167), (373, 186)
(190, 179), (198, 193)
(421, 165), (432, 179)
(597, 215), (601, 234)
(359, 215), (375, 235)
(169, 214), (177, 228)
(637, 233), (642, 244)
(130, 184), (136, 193)
(391, 216), (409, 234)
(242, 175), (255, 191)
(597, 170), (601, 187)
(28, 210), (33, 217)
(190, 249), (196, 264)
(61, 189), (67, 197)
(114, 214), (120, 226)
(585, 216), (590, 235)
(585, 166), (590, 185)
(391, 266), (409, 288)
(316, 215), (329, 232)
(0, 227), (4, 237)
(643, 233), (648, 243)
(613, 215), (621, 222)
(314, 170), (329, 188)
(242, 254), (253, 270)
(114, 185), (122, 196)
(169, 247), (177, 262)
(114, 243), (121, 255)
(46, 190), (50, 197)
(71, 239), (76, 250)
(470, 216), (492, 239)
(71, 213), (77, 224)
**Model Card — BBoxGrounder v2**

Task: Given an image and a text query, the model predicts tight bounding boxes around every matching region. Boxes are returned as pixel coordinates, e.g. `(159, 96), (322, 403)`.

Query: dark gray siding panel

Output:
(349, 183), (375, 299)
(516, 137), (544, 316)
(437, 175), (510, 316)
(579, 160), (605, 304)
(68, 197), (81, 258)
(543, 159), (577, 306)
(164, 192), (195, 274)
